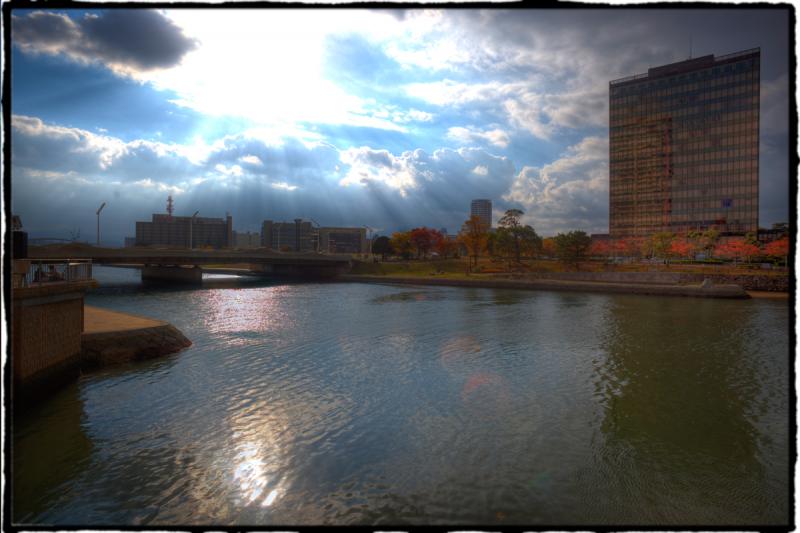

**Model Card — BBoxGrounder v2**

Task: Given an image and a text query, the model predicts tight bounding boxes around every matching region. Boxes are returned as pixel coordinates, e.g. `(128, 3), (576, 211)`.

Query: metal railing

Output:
(15, 259), (93, 288)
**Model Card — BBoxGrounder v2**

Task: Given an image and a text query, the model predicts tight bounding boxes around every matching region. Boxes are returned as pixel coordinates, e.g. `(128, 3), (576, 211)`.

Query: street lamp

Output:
(189, 210), (199, 250)
(96, 202), (106, 246)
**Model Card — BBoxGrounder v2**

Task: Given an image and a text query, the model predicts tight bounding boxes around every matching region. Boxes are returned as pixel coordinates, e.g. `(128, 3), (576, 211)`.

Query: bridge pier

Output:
(142, 265), (202, 284)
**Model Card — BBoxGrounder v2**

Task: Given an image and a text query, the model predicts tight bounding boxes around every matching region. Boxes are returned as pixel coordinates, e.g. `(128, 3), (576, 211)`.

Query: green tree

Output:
(371, 235), (392, 261)
(497, 209), (541, 263)
(553, 231), (592, 270)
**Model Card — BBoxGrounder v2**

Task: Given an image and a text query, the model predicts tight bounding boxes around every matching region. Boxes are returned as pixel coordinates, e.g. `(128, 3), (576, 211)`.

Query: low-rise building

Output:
(261, 219), (315, 252)
(135, 213), (233, 249)
(318, 227), (367, 254)
(233, 231), (261, 249)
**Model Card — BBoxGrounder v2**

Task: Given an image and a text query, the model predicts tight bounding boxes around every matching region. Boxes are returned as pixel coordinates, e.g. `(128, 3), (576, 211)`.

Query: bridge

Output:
(26, 246), (354, 283)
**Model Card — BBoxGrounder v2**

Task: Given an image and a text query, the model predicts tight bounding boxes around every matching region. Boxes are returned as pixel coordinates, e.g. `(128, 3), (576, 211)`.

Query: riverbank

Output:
(344, 274), (750, 299)
(82, 306), (191, 366)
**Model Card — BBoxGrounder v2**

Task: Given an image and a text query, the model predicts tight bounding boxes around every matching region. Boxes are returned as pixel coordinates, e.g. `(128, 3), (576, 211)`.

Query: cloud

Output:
(447, 126), (510, 148)
(505, 136), (609, 235)
(12, 10), (197, 76)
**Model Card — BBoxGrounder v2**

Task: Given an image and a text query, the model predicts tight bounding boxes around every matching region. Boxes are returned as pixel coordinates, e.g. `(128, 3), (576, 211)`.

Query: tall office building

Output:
(609, 48), (759, 238)
(470, 199), (492, 228)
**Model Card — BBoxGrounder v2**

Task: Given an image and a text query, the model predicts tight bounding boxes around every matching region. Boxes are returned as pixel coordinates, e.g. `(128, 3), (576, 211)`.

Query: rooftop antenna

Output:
(166, 195), (174, 220)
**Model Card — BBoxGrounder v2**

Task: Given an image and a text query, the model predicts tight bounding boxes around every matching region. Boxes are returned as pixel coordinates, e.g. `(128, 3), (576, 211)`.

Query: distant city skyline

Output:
(10, 8), (791, 244)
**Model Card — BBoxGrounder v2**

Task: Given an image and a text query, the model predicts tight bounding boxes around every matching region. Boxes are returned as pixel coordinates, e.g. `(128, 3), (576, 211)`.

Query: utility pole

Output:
(96, 202), (106, 246)
(189, 211), (199, 250)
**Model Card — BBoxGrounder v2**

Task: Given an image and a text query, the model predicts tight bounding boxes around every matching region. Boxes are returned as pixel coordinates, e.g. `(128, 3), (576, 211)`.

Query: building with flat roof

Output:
(609, 48), (759, 238)
(470, 199), (492, 228)
(233, 231), (261, 249)
(136, 213), (233, 248)
(261, 219), (315, 252)
(318, 227), (367, 254)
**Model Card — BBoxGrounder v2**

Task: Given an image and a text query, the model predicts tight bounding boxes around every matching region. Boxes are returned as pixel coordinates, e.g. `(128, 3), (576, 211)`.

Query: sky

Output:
(8, 7), (791, 244)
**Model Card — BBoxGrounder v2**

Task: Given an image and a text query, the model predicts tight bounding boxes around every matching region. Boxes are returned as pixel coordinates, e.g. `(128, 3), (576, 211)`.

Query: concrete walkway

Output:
(84, 305), (166, 333)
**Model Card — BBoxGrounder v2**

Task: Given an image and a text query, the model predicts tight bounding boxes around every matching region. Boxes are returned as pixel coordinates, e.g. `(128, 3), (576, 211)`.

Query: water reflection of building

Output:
(595, 297), (782, 523)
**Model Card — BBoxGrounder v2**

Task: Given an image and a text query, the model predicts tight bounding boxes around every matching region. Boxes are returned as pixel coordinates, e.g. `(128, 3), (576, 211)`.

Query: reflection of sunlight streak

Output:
(202, 286), (296, 341)
(439, 335), (482, 373)
(263, 488), (279, 507)
(233, 443), (271, 505)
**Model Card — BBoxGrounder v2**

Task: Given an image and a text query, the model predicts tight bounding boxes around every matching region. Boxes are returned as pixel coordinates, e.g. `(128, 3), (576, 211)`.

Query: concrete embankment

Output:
(81, 306), (191, 367)
(344, 275), (750, 299)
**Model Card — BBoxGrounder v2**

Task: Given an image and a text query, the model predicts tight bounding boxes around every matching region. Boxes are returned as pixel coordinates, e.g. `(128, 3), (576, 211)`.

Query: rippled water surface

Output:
(13, 267), (790, 526)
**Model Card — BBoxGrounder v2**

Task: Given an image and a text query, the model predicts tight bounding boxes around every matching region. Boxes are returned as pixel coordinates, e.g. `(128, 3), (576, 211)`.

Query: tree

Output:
(648, 232), (674, 261)
(553, 231), (592, 270)
(764, 237), (789, 266)
(409, 227), (435, 259)
(542, 237), (557, 258)
(390, 231), (413, 260)
(590, 240), (612, 261)
(372, 235), (393, 261)
(669, 237), (693, 260)
(497, 209), (541, 263)
(433, 231), (458, 259)
(459, 215), (489, 269)
(714, 240), (761, 264)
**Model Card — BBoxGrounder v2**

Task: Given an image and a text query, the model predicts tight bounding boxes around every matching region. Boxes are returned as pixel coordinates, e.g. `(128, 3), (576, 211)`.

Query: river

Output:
(12, 266), (790, 526)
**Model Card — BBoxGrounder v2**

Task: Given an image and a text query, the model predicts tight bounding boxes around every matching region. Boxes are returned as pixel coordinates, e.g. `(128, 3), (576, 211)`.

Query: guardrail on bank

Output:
(13, 259), (93, 288)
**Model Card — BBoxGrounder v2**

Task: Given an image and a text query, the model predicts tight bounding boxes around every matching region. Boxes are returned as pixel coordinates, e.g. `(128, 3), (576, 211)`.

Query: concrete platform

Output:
(82, 306), (191, 366)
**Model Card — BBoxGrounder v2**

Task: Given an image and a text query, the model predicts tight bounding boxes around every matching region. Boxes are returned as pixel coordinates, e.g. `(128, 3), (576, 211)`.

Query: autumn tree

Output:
(590, 240), (612, 261)
(553, 231), (592, 270)
(459, 215), (489, 270)
(648, 232), (674, 261)
(433, 231), (458, 259)
(372, 235), (393, 261)
(410, 227), (436, 259)
(668, 237), (693, 260)
(764, 237), (789, 266)
(714, 240), (761, 264)
(390, 231), (413, 260)
(542, 237), (557, 258)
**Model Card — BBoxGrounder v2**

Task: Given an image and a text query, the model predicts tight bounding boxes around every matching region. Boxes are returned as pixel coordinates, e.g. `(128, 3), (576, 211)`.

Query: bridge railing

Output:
(15, 259), (93, 288)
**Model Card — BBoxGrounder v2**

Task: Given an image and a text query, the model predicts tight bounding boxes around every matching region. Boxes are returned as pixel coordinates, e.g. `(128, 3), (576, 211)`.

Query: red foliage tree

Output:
(590, 240), (611, 260)
(669, 238), (693, 260)
(764, 237), (789, 265)
(714, 240), (761, 263)
(409, 227), (435, 259)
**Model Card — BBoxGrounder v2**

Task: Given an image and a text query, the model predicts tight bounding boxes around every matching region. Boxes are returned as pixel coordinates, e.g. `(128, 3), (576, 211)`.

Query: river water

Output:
(13, 267), (790, 526)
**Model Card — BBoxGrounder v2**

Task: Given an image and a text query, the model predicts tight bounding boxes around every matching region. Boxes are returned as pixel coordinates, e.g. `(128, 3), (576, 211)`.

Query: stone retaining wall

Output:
(81, 324), (192, 367)
(518, 271), (788, 291)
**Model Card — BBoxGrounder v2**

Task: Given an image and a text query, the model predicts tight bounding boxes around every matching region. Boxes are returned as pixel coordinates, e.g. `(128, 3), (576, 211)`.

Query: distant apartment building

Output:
(318, 227), (367, 254)
(124, 237), (137, 248)
(470, 199), (492, 228)
(136, 213), (233, 248)
(261, 219), (315, 252)
(609, 48), (760, 238)
(233, 231), (261, 249)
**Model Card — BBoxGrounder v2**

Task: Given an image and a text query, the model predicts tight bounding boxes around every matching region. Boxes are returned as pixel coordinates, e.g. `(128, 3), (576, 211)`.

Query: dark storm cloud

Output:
(12, 10), (197, 73)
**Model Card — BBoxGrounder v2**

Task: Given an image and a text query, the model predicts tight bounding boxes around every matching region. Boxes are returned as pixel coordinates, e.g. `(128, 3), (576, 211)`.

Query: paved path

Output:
(84, 305), (166, 333)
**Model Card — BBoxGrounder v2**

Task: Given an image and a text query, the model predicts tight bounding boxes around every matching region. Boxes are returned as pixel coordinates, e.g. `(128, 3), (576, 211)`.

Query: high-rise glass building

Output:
(609, 48), (759, 238)
(470, 199), (492, 228)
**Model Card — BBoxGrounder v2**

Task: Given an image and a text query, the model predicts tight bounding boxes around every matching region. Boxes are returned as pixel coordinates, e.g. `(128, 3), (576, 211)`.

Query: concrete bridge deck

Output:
(28, 245), (353, 282)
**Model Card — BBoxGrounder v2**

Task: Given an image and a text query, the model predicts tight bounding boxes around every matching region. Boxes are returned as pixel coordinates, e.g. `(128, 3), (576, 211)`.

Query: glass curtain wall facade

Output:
(609, 49), (759, 238)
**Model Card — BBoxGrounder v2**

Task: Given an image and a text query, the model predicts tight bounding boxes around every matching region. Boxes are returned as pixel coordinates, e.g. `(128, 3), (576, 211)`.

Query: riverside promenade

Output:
(344, 274), (751, 299)
(82, 306), (191, 366)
